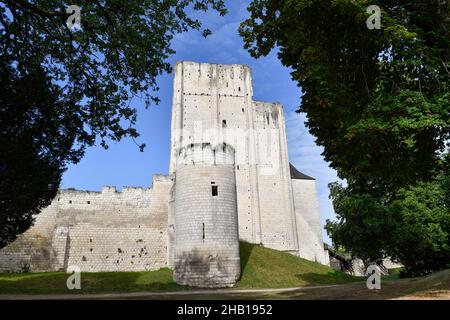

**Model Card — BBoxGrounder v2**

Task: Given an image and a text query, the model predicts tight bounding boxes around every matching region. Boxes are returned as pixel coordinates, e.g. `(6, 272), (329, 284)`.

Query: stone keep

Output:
(0, 61), (329, 287)
(172, 143), (240, 287)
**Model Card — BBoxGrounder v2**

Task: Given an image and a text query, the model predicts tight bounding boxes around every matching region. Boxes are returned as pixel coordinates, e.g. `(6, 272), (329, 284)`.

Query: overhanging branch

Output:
(4, 0), (70, 19)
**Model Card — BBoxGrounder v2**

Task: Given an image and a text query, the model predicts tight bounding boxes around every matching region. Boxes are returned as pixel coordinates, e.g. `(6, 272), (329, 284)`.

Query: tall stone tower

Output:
(168, 60), (329, 286)
(172, 143), (240, 287)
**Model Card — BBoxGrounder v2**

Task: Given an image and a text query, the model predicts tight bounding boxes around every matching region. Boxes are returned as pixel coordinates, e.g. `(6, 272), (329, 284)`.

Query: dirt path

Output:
(393, 290), (450, 300)
(1, 272), (449, 300)
(0, 284), (345, 300)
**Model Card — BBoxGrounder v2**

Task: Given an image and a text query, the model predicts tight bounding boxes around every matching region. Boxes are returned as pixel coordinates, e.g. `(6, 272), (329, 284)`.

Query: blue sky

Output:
(62, 1), (339, 243)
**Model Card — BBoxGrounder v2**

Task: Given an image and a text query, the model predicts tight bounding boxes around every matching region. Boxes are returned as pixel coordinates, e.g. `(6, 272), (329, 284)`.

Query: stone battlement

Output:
(175, 142), (235, 167)
(60, 186), (150, 194)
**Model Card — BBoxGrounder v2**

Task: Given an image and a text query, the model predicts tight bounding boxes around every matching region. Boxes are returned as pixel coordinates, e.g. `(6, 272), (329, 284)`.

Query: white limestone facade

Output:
(172, 143), (240, 287)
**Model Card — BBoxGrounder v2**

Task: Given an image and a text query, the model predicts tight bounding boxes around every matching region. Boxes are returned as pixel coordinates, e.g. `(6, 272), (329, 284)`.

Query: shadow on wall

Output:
(239, 241), (254, 279)
(174, 248), (233, 287)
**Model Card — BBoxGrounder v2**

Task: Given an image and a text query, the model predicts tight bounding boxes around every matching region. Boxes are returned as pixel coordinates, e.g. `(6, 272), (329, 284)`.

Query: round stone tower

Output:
(172, 142), (240, 288)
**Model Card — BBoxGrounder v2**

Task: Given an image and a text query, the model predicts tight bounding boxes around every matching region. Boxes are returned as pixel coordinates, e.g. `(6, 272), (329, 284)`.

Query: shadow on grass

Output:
(0, 268), (188, 295)
(294, 271), (361, 286)
(239, 241), (254, 278)
(272, 269), (450, 300)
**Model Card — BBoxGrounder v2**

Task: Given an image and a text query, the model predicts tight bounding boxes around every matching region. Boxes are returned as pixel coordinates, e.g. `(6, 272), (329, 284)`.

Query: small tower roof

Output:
(289, 163), (315, 180)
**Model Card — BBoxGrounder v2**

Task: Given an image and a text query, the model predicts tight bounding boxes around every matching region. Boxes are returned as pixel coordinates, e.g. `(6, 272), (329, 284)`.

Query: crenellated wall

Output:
(0, 176), (173, 272)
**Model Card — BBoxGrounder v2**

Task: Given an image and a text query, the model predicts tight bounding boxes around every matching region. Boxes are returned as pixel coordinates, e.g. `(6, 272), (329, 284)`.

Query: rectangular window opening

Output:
(212, 185), (218, 197)
(202, 223), (205, 240)
(222, 120), (227, 128)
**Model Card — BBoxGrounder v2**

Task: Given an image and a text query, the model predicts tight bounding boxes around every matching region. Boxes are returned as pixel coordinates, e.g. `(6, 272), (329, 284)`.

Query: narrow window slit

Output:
(202, 223), (205, 240)
(212, 185), (218, 197)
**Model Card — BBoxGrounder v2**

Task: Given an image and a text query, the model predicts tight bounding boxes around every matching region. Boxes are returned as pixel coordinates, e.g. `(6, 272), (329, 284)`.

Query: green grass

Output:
(2, 243), (448, 299)
(0, 242), (358, 295)
(381, 267), (402, 281)
(236, 242), (359, 288)
(0, 268), (187, 294)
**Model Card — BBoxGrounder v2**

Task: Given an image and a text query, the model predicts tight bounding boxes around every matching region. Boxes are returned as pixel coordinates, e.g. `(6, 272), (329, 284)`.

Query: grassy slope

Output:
(0, 242), (357, 294)
(236, 242), (358, 288)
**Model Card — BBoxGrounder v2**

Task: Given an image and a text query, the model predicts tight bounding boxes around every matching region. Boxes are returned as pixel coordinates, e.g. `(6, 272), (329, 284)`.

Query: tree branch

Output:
(442, 59), (450, 76)
(4, 0), (70, 19)
(0, 13), (12, 55)
(361, 64), (370, 101)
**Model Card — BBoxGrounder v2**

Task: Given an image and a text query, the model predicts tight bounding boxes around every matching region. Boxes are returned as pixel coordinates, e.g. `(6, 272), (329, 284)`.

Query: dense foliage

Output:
(0, 62), (71, 248)
(240, 0), (450, 276)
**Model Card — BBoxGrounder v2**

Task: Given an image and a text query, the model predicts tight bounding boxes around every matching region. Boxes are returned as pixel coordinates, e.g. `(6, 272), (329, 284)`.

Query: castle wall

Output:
(252, 101), (298, 252)
(169, 62), (259, 245)
(0, 176), (172, 272)
(172, 144), (240, 287)
(292, 179), (329, 265)
(169, 61), (299, 254)
(0, 203), (58, 272)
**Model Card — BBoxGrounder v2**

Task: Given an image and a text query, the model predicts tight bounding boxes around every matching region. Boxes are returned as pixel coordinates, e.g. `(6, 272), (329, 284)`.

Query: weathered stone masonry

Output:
(172, 143), (240, 287)
(0, 61), (329, 287)
(0, 176), (172, 273)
